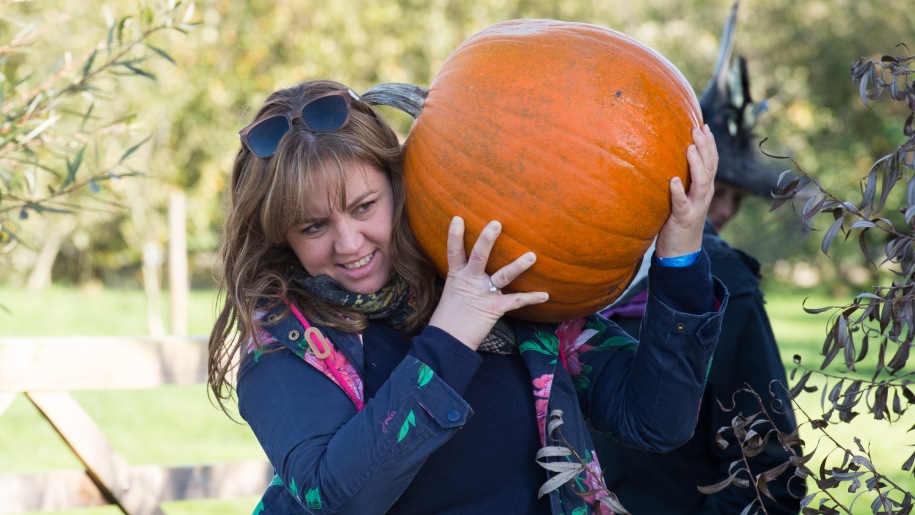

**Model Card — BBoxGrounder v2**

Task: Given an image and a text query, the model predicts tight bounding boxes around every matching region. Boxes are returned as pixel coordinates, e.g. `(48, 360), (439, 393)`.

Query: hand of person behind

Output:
(429, 217), (549, 351)
(655, 124), (719, 258)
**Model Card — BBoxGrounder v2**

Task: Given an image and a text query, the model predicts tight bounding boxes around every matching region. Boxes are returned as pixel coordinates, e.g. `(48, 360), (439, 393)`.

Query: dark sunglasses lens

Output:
(301, 95), (349, 132)
(247, 116), (290, 157)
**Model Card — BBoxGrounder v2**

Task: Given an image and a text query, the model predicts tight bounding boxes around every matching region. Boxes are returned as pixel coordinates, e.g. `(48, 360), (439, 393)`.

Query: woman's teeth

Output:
(344, 254), (372, 270)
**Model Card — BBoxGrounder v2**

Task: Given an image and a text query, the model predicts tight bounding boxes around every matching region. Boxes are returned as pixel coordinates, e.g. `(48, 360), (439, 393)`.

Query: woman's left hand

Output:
(429, 217), (549, 351)
(654, 124), (719, 258)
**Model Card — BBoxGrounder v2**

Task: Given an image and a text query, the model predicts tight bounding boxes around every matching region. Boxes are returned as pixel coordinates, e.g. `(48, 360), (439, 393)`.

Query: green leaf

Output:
(119, 135), (152, 163)
(533, 331), (560, 354)
(572, 374), (590, 394)
(289, 476), (298, 498)
(117, 17), (131, 46)
(519, 341), (553, 355)
(417, 364), (433, 387)
(61, 146), (86, 189)
(79, 102), (96, 129)
(106, 24), (116, 53)
(30, 204), (75, 215)
(121, 62), (157, 81)
(145, 43), (177, 65)
(397, 410), (416, 443)
(81, 49), (98, 79)
(589, 335), (637, 352)
(304, 487), (322, 509)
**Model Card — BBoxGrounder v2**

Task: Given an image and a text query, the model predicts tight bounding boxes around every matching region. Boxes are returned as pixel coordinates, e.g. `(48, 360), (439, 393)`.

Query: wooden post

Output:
(0, 337), (270, 513)
(168, 189), (189, 336)
(27, 391), (166, 515)
(143, 240), (166, 337)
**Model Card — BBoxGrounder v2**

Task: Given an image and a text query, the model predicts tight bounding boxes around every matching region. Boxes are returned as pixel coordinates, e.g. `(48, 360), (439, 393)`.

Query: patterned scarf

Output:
(295, 273), (416, 330)
(295, 273), (516, 353)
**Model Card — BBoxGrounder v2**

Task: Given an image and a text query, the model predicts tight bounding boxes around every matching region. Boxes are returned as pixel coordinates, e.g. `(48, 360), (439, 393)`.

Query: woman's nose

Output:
(334, 221), (363, 254)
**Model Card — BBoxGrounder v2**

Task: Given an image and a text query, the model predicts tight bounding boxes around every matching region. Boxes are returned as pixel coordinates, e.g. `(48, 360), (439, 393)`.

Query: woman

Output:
(208, 79), (726, 514)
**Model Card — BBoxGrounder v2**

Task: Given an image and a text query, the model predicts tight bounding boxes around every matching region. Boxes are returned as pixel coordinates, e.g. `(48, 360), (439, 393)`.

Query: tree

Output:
(0, 0), (194, 281)
(6, 0), (908, 291)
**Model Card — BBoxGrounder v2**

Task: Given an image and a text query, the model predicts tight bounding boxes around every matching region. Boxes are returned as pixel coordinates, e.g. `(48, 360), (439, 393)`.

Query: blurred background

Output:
(1, 0), (912, 305)
(1, 0), (912, 513)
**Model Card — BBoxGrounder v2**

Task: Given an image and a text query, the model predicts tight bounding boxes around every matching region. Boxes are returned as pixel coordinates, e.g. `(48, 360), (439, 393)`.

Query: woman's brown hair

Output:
(207, 80), (438, 414)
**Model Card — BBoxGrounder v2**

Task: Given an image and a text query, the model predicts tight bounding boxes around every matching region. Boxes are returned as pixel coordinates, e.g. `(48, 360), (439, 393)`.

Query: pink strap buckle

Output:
(304, 326), (332, 359)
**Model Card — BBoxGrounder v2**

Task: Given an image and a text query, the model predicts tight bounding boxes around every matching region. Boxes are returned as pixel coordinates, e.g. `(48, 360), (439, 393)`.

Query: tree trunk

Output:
(25, 223), (73, 292)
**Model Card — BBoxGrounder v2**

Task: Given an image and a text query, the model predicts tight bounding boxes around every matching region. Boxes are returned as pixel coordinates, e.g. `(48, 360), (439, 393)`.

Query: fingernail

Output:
(489, 221), (501, 232)
(527, 252), (537, 263)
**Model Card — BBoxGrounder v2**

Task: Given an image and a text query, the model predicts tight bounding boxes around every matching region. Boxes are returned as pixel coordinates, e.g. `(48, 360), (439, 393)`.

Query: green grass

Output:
(765, 290), (915, 511)
(3, 285), (915, 513)
(0, 387), (263, 473)
(0, 286), (262, 514)
(0, 285), (221, 337)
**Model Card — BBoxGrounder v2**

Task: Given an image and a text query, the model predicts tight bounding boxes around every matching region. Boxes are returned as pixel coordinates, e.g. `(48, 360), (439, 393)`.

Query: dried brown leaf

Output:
(698, 471), (743, 494)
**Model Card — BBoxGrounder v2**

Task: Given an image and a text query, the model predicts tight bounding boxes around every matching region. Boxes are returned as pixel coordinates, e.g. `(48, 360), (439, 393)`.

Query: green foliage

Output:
(0, 0), (193, 273)
(1, 0), (910, 289)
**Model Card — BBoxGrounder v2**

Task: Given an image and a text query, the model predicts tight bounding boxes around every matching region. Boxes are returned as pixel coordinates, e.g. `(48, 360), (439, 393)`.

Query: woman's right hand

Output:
(428, 216), (549, 351)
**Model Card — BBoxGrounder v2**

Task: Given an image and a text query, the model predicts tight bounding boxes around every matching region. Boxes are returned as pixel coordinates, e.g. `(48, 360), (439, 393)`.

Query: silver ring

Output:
(488, 279), (500, 293)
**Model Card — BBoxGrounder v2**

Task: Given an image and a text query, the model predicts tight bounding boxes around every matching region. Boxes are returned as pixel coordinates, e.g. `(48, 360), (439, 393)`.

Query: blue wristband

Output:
(655, 249), (700, 267)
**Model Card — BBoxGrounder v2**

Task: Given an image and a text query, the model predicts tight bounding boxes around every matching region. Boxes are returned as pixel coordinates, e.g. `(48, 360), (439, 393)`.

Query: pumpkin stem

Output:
(362, 82), (428, 119)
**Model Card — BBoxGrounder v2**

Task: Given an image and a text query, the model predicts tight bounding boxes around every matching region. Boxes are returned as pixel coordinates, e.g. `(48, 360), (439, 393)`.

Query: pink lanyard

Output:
(285, 300), (365, 412)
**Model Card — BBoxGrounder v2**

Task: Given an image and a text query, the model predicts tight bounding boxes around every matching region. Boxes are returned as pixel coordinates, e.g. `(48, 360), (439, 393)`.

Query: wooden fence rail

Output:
(0, 337), (272, 514)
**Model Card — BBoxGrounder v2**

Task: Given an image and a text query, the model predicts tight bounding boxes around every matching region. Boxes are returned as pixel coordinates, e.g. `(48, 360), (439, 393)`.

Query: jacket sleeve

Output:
(237, 326), (481, 514)
(580, 249), (728, 451)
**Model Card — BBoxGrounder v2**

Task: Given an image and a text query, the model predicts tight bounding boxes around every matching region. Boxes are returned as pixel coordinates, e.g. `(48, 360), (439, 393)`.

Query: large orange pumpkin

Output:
(381, 19), (701, 322)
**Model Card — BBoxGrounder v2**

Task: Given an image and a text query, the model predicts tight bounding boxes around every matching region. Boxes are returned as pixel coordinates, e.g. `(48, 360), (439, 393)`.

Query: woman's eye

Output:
(301, 221), (325, 234)
(355, 201), (375, 214)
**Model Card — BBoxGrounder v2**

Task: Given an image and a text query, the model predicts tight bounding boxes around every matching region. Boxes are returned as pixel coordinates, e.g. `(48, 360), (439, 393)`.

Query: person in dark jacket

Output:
(206, 77), (727, 514)
(595, 4), (803, 514)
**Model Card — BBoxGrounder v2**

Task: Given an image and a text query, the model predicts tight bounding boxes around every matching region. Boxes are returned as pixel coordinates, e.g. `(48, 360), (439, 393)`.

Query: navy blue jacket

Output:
(237, 251), (727, 514)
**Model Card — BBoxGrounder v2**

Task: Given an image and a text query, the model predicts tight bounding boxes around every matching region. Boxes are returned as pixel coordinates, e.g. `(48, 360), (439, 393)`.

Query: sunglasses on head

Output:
(239, 89), (361, 159)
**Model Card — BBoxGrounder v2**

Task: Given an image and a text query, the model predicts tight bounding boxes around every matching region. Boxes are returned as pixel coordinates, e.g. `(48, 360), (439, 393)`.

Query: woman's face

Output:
(286, 161), (396, 295)
(707, 181), (747, 230)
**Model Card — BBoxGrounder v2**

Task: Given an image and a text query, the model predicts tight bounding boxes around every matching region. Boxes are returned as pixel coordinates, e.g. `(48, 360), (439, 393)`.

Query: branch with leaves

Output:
(790, 393), (912, 514)
(700, 378), (915, 514)
(698, 383), (809, 515)
(758, 45), (915, 515)
(536, 409), (629, 514)
(771, 46), (915, 423)
(0, 1), (196, 251)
